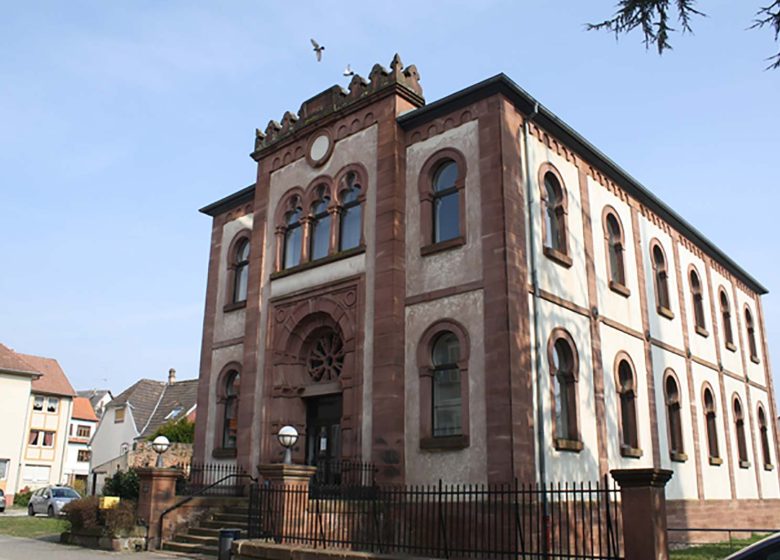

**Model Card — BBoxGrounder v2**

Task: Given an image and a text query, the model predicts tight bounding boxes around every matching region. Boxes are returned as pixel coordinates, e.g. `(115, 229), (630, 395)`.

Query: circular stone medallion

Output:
(306, 131), (333, 167)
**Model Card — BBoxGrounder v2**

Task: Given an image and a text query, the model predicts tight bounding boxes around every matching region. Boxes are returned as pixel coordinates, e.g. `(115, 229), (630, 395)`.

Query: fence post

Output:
(136, 467), (181, 549)
(256, 464), (317, 543)
(611, 468), (673, 560)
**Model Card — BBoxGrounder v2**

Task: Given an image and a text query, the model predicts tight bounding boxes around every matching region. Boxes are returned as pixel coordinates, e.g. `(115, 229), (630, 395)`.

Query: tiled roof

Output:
(0, 343), (40, 376)
(109, 379), (166, 433)
(109, 377), (198, 436)
(77, 389), (112, 414)
(139, 379), (199, 438)
(72, 396), (98, 422)
(16, 352), (76, 397)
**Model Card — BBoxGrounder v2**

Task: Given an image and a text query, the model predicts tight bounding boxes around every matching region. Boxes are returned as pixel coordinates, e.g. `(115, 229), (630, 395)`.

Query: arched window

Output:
(431, 332), (462, 437)
(689, 268), (707, 334)
(604, 210), (627, 291)
(733, 395), (749, 467)
(720, 290), (735, 350)
(222, 370), (240, 449)
(231, 238), (250, 304)
(432, 160), (460, 244)
(542, 171), (568, 257)
(758, 405), (773, 469)
(664, 373), (686, 461)
(310, 186), (332, 261)
(702, 385), (720, 463)
(338, 172), (362, 251)
(616, 357), (639, 455)
(651, 242), (672, 316)
(283, 201), (303, 269)
(549, 330), (580, 449)
(745, 307), (759, 363)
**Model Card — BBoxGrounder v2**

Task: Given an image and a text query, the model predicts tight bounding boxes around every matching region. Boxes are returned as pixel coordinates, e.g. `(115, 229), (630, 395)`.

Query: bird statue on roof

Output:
(343, 64), (354, 77)
(310, 38), (324, 62)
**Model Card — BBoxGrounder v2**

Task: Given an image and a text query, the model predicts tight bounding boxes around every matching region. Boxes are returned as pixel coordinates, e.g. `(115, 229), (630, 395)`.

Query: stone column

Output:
(256, 464), (317, 542)
(136, 467), (180, 549)
(611, 468), (673, 560)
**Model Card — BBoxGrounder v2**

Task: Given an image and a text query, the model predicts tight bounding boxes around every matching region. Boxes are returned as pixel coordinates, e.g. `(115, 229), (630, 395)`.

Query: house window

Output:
(720, 290), (735, 350)
(114, 407), (125, 423)
(604, 209), (627, 293)
(283, 202), (303, 269)
(0, 459), (8, 480)
(46, 397), (59, 413)
(431, 332), (462, 437)
(76, 425), (90, 438)
(542, 171), (568, 259)
(758, 405), (773, 469)
(418, 149), (467, 254)
(339, 172), (363, 251)
(549, 330), (580, 451)
(222, 370), (240, 449)
(733, 395), (750, 468)
(651, 242), (672, 317)
(29, 430), (55, 448)
(310, 185), (332, 260)
(689, 268), (707, 335)
(745, 307), (759, 362)
(664, 372), (686, 461)
(616, 357), (639, 456)
(33, 396), (44, 411)
(231, 237), (250, 304)
(702, 385), (721, 464)
(77, 450), (91, 463)
(431, 161), (460, 244)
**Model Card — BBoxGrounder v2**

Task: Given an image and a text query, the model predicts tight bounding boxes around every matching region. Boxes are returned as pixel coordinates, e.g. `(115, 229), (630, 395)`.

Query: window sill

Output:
(764, 463), (774, 472)
(420, 434), (469, 451)
(620, 446), (643, 459)
(223, 300), (247, 313)
(554, 438), (583, 453)
(543, 247), (573, 268)
(695, 326), (709, 338)
(739, 460), (751, 469)
(708, 456), (723, 466)
(751, 355), (761, 365)
(670, 451), (688, 463)
(212, 447), (237, 459)
(657, 306), (675, 320)
(725, 342), (737, 353)
(609, 281), (630, 298)
(420, 236), (466, 256)
(271, 246), (365, 280)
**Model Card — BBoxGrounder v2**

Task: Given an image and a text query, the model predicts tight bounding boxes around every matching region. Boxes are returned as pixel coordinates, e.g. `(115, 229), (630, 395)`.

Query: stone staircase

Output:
(162, 502), (249, 557)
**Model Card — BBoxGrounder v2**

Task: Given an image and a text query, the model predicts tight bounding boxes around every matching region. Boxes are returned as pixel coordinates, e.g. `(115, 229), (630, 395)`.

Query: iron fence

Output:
(176, 461), (248, 496)
(248, 475), (623, 559)
(309, 459), (378, 499)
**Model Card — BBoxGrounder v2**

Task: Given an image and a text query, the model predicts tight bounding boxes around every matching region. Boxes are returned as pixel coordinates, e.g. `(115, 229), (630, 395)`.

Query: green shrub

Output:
(102, 469), (139, 501)
(62, 496), (100, 533)
(104, 500), (137, 537)
(63, 496), (137, 537)
(148, 417), (195, 443)
(13, 487), (32, 507)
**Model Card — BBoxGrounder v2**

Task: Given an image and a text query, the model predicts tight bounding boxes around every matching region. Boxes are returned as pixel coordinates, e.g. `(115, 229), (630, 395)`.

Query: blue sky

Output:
(2, 1), (779, 399)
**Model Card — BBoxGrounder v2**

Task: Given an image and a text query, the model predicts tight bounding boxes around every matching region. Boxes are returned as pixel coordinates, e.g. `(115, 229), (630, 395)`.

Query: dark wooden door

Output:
(305, 394), (342, 467)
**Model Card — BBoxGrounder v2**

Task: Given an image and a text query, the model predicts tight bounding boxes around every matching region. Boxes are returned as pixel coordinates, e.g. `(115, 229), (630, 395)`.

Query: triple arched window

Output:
(702, 385), (721, 464)
(733, 395), (750, 468)
(689, 267), (707, 335)
(616, 356), (640, 456)
(664, 372), (686, 461)
(719, 290), (735, 351)
(651, 241), (672, 318)
(603, 208), (628, 295)
(548, 330), (580, 450)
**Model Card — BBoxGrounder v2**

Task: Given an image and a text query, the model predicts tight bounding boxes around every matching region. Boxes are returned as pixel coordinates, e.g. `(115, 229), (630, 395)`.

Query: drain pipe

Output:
(521, 103), (551, 548)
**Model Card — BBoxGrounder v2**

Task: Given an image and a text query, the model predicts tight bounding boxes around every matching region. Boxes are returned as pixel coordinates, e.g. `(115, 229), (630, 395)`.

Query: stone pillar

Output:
(257, 464), (317, 542)
(611, 468), (673, 560)
(136, 467), (180, 549)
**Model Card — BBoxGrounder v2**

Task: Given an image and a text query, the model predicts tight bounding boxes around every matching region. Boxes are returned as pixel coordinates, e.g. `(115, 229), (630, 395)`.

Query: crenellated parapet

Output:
(252, 54), (423, 156)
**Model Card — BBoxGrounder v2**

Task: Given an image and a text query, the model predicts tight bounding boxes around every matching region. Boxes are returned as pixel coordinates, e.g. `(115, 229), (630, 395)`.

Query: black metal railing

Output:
(176, 461), (248, 496)
(309, 459), (378, 499)
(248, 475), (622, 559)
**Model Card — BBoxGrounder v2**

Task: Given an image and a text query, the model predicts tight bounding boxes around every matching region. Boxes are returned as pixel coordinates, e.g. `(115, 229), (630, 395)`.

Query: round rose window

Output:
(307, 332), (345, 382)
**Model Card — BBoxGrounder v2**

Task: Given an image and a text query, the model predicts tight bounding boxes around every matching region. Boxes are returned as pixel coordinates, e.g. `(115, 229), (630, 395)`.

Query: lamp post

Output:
(151, 435), (171, 468)
(277, 425), (299, 465)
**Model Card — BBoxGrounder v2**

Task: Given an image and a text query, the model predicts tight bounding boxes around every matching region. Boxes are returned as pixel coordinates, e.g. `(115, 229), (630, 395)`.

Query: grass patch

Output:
(0, 516), (67, 538)
(670, 533), (768, 559)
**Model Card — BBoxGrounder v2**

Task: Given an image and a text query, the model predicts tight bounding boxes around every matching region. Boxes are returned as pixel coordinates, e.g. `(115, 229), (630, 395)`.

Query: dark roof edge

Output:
(199, 183), (256, 217)
(398, 74), (768, 295)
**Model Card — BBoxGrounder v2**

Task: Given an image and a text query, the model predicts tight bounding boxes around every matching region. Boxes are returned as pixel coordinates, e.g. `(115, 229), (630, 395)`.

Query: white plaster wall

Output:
(651, 347), (698, 499)
(63, 418), (96, 479)
(710, 270), (743, 376)
(722, 375), (759, 499)
(525, 138), (589, 311)
(638, 220), (685, 349)
(0, 373), (33, 497)
(204, 343), (244, 461)
(214, 215), (253, 343)
(690, 364), (731, 500)
(599, 324), (654, 470)
(587, 180), (643, 331)
(678, 248), (718, 365)
(405, 120), (482, 297)
(404, 290), (487, 484)
(735, 288), (766, 386)
(534, 299), (600, 483)
(89, 406), (139, 470)
(270, 254), (365, 299)
(750, 388), (780, 498)
(22, 395), (72, 487)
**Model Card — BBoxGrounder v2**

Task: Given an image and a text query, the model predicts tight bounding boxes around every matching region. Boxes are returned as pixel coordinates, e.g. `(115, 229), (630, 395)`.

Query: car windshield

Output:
(51, 488), (79, 498)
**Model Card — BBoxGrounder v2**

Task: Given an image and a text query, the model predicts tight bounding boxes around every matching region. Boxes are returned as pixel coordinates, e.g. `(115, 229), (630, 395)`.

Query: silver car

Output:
(27, 485), (80, 517)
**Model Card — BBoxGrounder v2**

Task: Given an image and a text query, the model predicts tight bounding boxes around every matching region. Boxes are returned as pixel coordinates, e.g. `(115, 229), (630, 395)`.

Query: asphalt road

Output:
(0, 535), (191, 559)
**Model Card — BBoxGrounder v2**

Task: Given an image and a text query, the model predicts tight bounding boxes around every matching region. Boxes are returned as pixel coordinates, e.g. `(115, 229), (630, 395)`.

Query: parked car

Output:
(0, 489), (5, 513)
(27, 485), (80, 517)
(726, 532), (780, 559)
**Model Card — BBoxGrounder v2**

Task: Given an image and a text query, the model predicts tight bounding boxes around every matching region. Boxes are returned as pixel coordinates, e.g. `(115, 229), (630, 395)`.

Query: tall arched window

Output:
(745, 307), (759, 362)
(339, 172), (362, 251)
(616, 357), (639, 456)
(664, 373), (686, 461)
(222, 371), (240, 449)
(310, 186), (332, 261)
(720, 290), (735, 350)
(689, 267), (707, 334)
(549, 330), (580, 449)
(733, 395), (749, 467)
(431, 332), (462, 437)
(604, 210), (627, 291)
(283, 202), (303, 269)
(542, 171), (568, 257)
(758, 405), (773, 469)
(232, 238), (250, 304)
(702, 385), (721, 464)
(432, 160), (460, 244)
(651, 242), (672, 317)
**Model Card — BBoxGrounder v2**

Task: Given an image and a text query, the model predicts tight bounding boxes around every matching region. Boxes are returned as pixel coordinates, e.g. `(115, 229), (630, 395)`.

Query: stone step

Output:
(175, 533), (219, 546)
(201, 519), (248, 530)
(212, 512), (248, 523)
(162, 540), (218, 556)
(190, 527), (245, 538)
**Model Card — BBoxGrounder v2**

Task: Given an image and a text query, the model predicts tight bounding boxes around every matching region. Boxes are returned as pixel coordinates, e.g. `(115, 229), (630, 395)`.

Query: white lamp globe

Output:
(152, 435), (171, 454)
(277, 425), (299, 449)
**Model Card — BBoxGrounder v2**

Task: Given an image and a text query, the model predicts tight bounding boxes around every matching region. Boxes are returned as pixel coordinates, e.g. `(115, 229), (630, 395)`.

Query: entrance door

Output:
(305, 394), (342, 469)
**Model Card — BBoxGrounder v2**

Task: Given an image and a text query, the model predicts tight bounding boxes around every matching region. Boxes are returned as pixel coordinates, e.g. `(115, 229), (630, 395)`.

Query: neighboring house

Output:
(89, 369), (197, 494)
(63, 396), (98, 493)
(192, 56), (780, 530)
(77, 389), (113, 419)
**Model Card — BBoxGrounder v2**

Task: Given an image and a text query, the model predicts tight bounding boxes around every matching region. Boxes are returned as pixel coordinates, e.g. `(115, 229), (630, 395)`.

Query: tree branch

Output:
(750, 1), (780, 69)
